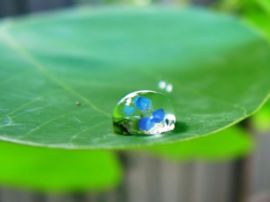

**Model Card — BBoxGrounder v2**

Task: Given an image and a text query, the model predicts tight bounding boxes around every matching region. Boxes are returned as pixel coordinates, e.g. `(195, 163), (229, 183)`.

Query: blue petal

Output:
(138, 117), (154, 131)
(135, 96), (152, 112)
(132, 96), (139, 104)
(124, 105), (135, 116)
(152, 108), (165, 123)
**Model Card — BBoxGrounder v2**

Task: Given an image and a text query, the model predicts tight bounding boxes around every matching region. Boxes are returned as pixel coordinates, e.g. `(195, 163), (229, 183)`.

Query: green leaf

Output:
(0, 7), (270, 149)
(241, 0), (270, 40)
(0, 142), (121, 192)
(252, 101), (270, 132)
(145, 126), (253, 160)
(244, 12), (270, 42)
(256, 0), (270, 14)
(238, 1), (270, 133)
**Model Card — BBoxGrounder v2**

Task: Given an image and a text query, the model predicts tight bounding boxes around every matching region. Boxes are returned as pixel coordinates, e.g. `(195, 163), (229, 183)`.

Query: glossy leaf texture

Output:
(145, 127), (253, 161)
(0, 7), (270, 149)
(0, 142), (121, 192)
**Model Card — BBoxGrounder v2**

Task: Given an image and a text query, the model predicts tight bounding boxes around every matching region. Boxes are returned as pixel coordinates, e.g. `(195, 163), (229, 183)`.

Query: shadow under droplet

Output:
(172, 121), (188, 134)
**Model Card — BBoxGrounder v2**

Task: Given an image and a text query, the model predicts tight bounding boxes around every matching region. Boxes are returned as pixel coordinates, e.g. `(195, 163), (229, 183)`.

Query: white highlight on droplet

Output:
(126, 97), (132, 105)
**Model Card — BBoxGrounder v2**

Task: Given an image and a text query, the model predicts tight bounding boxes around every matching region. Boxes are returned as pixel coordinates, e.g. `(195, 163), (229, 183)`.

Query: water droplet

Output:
(158, 80), (167, 90)
(158, 80), (173, 93)
(113, 90), (176, 135)
(166, 84), (173, 93)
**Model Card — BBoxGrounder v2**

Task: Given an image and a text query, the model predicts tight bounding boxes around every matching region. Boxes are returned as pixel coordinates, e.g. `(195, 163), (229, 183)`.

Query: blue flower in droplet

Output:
(132, 96), (139, 105)
(135, 96), (152, 112)
(124, 105), (135, 116)
(138, 117), (155, 131)
(151, 108), (165, 123)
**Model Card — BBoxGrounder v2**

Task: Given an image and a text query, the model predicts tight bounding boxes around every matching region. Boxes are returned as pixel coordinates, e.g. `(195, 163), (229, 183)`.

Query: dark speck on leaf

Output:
(76, 101), (81, 107)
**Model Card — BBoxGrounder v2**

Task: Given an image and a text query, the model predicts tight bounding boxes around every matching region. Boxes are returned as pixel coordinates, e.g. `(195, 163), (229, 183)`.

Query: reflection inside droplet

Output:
(113, 90), (176, 135)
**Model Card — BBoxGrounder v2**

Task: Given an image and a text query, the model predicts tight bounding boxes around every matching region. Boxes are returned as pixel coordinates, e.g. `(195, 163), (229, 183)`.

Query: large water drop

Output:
(113, 90), (176, 135)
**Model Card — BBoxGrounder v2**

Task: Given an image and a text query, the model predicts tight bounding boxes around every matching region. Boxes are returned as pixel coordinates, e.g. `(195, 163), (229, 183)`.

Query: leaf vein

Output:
(0, 21), (110, 118)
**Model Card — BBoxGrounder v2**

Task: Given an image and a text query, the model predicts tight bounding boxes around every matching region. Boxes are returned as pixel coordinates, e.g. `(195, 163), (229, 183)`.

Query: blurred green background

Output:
(0, 0), (270, 202)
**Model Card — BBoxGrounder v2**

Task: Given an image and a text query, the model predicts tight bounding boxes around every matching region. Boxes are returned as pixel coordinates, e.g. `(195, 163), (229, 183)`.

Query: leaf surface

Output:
(0, 7), (270, 148)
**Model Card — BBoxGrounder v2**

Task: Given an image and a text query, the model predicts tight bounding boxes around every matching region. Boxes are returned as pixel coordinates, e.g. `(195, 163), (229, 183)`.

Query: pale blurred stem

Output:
(230, 119), (254, 202)
(116, 151), (129, 202)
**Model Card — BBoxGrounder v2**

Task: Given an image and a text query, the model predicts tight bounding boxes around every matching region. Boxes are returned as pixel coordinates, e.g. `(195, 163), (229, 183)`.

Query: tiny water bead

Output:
(158, 80), (173, 93)
(113, 90), (176, 135)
